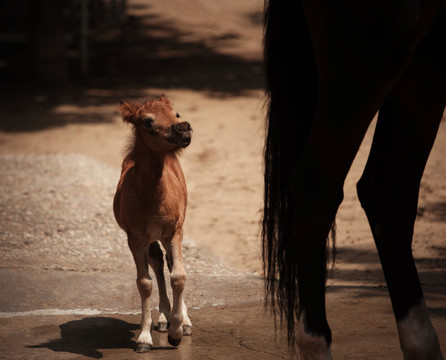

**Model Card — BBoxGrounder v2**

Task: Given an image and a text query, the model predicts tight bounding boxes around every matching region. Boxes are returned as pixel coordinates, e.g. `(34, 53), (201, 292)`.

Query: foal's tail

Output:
(262, 0), (319, 347)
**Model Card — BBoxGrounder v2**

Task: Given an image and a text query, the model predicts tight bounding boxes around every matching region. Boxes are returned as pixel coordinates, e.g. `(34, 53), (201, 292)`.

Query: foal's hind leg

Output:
(128, 236), (154, 352)
(357, 32), (445, 359)
(148, 241), (171, 333)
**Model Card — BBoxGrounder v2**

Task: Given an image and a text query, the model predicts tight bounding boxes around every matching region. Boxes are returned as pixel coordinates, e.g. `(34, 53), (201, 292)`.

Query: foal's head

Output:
(120, 95), (192, 153)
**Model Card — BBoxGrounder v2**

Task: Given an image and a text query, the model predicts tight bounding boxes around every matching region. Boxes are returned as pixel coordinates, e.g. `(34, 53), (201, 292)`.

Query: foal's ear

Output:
(159, 94), (172, 107)
(119, 100), (138, 123)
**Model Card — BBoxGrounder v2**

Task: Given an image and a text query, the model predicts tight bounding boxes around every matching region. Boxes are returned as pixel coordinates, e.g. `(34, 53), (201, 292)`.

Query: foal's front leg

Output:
(128, 236), (153, 353)
(162, 229), (192, 346)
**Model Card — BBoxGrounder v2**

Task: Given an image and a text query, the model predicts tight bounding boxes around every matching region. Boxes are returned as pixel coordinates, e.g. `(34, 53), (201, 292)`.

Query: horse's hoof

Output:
(183, 325), (192, 336)
(168, 335), (182, 347)
(136, 343), (152, 353)
(155, 322), (169, 333)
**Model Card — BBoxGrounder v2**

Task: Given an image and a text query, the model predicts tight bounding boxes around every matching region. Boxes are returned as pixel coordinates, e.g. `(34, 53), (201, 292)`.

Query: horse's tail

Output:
(262, 0), (320, 347)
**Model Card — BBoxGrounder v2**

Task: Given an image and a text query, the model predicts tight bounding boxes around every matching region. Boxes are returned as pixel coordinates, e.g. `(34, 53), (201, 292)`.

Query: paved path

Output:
(1, 286), (445, 359)
(1, 154), (445, 359)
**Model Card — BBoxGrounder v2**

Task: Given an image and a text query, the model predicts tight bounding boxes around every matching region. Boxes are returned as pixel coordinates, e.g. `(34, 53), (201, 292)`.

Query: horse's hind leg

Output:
(357, 101), (444, 360)
(291, 111), (373, 359)
(148, 241), (171, 333)
(288, 2), (443, 357)
(357, 27), (445, 358)
(291, 28), (428, 360)
(128, 236), (153, 353)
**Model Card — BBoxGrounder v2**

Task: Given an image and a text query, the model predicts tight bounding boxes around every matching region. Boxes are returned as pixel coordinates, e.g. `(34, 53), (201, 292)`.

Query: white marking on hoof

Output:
(136, 343), (151, 353)
(156, 312), (169, 332)
(397, 301), (443, 360)
(183, 324), (192, 336)
(155, 322), (169, 333)
(182, 300), (192, 327)
(297, 311), (332, 360)
(136, 329), (153, 347)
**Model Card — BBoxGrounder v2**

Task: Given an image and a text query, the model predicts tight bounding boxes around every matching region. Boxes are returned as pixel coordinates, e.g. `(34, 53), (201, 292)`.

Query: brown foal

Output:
(113, 95), (193, 352)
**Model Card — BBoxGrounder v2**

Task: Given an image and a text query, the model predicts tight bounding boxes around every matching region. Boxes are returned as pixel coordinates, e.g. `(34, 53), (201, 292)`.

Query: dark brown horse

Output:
(114, 95), (193, 352)
(262, 0), (445, 358)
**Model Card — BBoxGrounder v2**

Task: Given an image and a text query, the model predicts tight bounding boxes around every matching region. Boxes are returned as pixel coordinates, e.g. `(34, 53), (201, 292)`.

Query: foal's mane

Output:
(119, 98), (139, 162)
(120, 96), (159, 160)
(123, 129), (137, 161)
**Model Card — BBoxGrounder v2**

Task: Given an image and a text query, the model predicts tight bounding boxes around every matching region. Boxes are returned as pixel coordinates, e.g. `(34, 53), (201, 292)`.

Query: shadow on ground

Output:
(27, 317), (139, 359)
(330, 238), (446, 286)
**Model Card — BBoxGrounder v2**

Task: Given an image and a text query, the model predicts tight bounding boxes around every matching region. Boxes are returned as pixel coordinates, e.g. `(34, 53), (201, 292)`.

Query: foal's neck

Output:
(132, 132), (172, 185)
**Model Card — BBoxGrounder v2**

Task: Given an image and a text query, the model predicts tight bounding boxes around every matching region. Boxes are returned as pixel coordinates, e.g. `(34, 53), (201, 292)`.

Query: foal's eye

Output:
(175, 112), (180, 118)
(142, 117), (154, 127)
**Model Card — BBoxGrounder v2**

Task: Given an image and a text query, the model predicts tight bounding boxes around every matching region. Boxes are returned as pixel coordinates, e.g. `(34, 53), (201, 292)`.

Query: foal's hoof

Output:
(154, 322), (169, 333)
(136, 343), (152, 353)
(168, 335), (182, 347)
(183, 325), (192, 336)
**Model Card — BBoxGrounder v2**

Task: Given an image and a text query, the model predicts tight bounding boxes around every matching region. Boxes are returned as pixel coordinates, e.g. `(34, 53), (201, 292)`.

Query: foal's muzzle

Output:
(168, 121), (192, 148)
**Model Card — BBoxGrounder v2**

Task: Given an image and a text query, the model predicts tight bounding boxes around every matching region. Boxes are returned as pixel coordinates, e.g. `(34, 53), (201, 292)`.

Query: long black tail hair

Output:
(262, 0), (322, 347)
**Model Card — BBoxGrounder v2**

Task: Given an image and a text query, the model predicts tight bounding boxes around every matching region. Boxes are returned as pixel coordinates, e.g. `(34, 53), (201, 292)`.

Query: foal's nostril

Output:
(174, 122), (191, 133)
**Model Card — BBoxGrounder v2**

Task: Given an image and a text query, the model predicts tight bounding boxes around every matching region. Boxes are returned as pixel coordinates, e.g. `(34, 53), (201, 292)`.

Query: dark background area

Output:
(0, 0), (263, 92)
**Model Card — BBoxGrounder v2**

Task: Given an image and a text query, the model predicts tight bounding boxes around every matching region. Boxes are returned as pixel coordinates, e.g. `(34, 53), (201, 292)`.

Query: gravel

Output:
(0, 153), (250, 278)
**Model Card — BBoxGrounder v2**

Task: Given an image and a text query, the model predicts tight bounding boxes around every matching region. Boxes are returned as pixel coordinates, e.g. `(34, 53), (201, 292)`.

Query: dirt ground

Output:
(0, 0), (445, 358)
